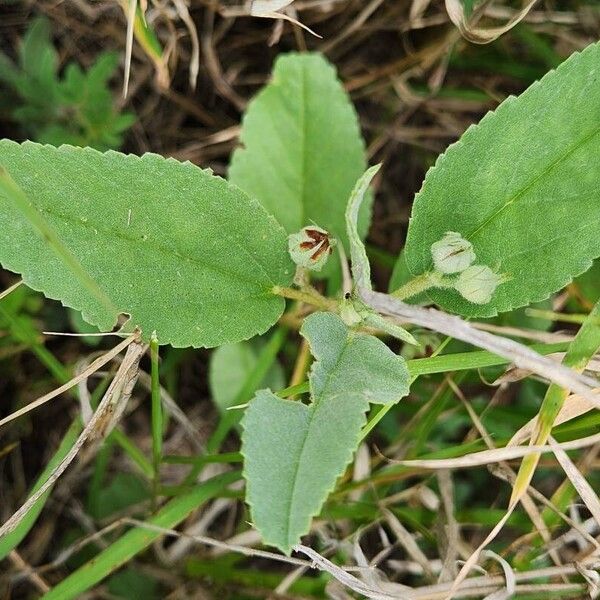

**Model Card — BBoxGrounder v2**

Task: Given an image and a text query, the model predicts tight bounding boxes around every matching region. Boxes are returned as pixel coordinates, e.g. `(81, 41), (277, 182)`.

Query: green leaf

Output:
(229, 53), (370, 251)
(241, 312), (409, 553)
(345, 166), (417, 345)
(345, 165), (380, 292)
(400, 42), (600, 317)
(209, 340), (285, 412)
(0, 141), (294, 347)
(19, 18), (57, 86)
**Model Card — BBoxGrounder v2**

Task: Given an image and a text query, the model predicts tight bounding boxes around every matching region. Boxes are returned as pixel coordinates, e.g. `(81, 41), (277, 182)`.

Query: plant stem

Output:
(150, 332), (162, 503)
(272, 285), (337, 311)
(390, 271), (444, 301)
(288, 338), (311, 400)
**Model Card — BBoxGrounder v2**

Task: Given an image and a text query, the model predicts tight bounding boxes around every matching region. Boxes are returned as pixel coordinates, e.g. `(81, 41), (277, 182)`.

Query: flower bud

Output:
(288, 226), (335, 272)
(431, 231), (475, 274)
(455, 265), (502, 304)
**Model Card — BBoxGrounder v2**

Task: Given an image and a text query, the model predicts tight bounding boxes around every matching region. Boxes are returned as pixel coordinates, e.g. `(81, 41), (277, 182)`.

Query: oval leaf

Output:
(229, 52), (370, 250)
(401, 42), (600, 317)
(241, 312), (410, 553)
(0, 140), (294, 347)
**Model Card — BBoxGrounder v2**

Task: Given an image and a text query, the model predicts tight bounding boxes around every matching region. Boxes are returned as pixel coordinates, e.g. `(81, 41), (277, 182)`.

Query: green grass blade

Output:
(150, 332), (162, 495)
(111, 429), (153, 479)
(42, 471), (240, 599)
(407, 341), (569, 377)
(0, 419), (82, 560)
(511, 298), (600, 504)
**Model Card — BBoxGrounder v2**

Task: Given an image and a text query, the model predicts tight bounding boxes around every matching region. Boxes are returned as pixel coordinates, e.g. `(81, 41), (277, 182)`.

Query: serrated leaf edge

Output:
(404, 42), (600, 317)
(0, 140), (292, 347)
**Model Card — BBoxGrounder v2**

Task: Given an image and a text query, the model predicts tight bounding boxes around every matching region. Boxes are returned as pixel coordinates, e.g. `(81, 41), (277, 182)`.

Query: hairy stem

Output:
(272, 285), (338, 312)
(391, 271), (448, 301)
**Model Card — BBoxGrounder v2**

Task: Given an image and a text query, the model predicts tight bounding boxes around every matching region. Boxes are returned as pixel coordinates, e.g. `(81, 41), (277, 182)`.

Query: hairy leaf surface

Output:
(401, 42), (600, 317)
(229, 53), (370, 249)
(0, 141), (294, 347)
(242, 312), (409, 553)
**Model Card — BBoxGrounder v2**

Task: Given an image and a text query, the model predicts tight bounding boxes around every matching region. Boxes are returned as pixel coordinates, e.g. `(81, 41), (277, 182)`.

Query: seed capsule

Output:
(431, 231), (475, 274)
(455, 265), (502, 304)
(288, 226), (335, 272)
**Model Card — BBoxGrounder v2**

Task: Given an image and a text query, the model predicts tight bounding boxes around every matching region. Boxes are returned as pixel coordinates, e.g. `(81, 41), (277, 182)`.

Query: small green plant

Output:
(0, 18), (134, 150)
(1, 42), (600, 594)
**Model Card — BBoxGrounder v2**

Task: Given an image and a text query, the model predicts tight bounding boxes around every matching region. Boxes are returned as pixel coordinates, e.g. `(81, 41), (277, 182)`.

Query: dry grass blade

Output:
(166, 497), (233, 562)
(75, 355), (95, 425)
(510, 298), (600, 505)
(436, 296), (600, 598)
(409, 566), (587, 599)
(445, 0), (540, 44)
(383, 508), (434, 579)
(444, 378), (562, 579)
(293, 544), (397, 600)
(0, 334), (137, 429)
(495, 353), (600, 385)
(251, 0), (322, 37)
(445, 508), (515, 600)
(481, 551), (515, 600)
(42, 519), (127, 571)
(320, 0), (385, 52)
(549, 437), (600, 528)
(275, 565), (311, 595)
(410, 0), (434, 22)
(251, 0), (294, 13)
(136, 368), (204, 451)
(392, 431), (600, 469)
(8, 550), (50, 594)
(123, 0), (137, 97)
(437, 470), (460, 583)
(0, 279), (22, 301)
(510, 390), (599, 446)
(475, 322), (573, 345)
(125, 518), (309, 566)
(172, 0), (200, 89)
(0, 339), (145, 539)
(352, 539), (404, 596)
(360, 289), (600, 408)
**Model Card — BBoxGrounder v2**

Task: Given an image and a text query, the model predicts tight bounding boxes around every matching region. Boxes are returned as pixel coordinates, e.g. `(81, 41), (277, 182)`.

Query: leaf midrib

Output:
(417, 118), (600, 274)
(30, 204), (279, 292)
(28, 141), (284, 288)
(467, 122), (600, 244)
(283, 335), (363, 547)
(299, 60), (307, 228)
